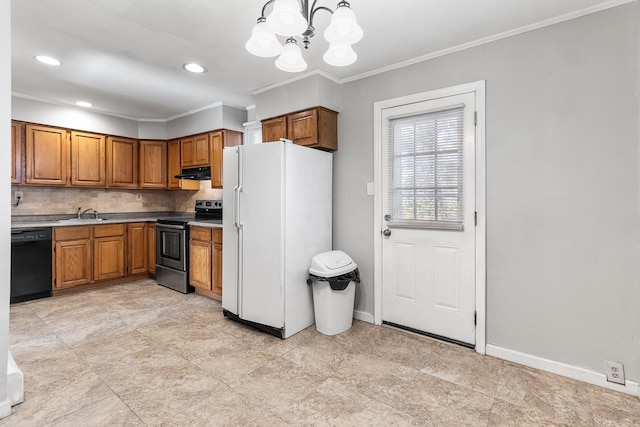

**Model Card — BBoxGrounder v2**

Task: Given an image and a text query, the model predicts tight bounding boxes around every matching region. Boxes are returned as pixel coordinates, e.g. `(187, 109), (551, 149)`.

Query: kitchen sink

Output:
(58, 217), (107, 223)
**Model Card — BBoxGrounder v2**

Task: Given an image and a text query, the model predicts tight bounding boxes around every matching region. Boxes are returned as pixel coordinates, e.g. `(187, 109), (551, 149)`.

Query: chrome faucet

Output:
(78, 207), (99, 219)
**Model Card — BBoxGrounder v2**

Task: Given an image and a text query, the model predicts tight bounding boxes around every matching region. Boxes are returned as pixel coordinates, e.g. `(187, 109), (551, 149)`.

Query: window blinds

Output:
(388, 105), (465, 230)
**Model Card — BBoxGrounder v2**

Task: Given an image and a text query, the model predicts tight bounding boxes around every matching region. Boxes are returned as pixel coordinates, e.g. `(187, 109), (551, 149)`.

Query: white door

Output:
(381, 92), (477, 345)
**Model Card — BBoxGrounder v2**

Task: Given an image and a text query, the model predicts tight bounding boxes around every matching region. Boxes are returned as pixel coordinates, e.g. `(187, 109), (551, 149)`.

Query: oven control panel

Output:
(195, 200), (222, 210)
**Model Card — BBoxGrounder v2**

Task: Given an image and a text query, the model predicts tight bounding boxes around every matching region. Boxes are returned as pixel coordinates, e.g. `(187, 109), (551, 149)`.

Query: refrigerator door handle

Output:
(235, 185), (243, 228)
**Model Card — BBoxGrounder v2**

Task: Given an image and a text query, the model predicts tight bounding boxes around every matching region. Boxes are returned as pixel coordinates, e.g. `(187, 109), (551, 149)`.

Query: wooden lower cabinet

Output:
(93, 224), (126, 281)
(189, 227), (212, 291)
(94, 235), (125, 281)
(53, 222), (150, 293)
(127, 222), (147, 275)
(189, 226), (222, 300)
(147, 223), (156, 274)
(212, 229), (223, 296)
(54, 226), (92, 290)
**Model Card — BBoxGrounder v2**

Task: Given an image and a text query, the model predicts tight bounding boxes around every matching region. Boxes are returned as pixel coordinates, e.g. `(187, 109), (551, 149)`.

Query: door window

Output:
(388, 105), (465, 230)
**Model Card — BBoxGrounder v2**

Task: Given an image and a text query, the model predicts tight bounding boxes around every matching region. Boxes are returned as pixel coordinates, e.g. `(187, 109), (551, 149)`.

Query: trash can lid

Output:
(309, 250), (357, 277)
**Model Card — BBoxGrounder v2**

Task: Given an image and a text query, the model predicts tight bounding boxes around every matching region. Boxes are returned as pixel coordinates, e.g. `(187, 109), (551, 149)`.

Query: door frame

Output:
(373, 80), (487, 354)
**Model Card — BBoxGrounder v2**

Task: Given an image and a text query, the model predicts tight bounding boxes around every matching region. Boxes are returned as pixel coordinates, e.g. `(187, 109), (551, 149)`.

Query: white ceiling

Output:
(11, 0), (627, 121)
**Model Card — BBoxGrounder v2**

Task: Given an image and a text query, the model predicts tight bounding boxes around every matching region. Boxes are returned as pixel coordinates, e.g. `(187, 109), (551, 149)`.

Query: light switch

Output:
(366, 182), (374, 196)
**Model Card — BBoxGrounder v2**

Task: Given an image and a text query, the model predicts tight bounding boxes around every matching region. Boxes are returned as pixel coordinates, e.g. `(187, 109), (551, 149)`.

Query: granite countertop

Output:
(11, 212), (222, 229)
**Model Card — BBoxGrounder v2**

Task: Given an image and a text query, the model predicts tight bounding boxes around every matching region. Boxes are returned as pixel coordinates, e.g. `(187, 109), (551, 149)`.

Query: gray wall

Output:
(333, 3), (640, 380)
(255, 73), (341, 120)
(12, 96), (140, 138)
(165, 104), (246, 139)
(11, 97), (246, 140)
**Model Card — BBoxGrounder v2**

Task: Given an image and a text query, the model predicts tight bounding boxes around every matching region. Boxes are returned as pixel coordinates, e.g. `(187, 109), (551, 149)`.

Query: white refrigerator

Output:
(222, 141), (333, 338)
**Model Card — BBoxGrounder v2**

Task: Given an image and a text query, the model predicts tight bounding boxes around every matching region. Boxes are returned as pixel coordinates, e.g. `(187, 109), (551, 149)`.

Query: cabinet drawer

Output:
(94, 223), (125, 238)
(54, 226), (90, 241)
(212, 228), (222, 244)
(190, 226), (211, 241)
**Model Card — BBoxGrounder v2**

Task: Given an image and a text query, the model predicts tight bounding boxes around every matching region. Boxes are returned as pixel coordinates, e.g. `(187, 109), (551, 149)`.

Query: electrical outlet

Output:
(605, 361), (625, 385)
(14, 190), (23, 202)
(136, 193), (142, 201)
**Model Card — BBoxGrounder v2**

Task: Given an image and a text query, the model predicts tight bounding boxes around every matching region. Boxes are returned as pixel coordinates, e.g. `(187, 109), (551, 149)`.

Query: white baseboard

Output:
(353, 310), (374, 323)
(486, 344), (640, 398)
(7, 353), (24, 406)
(0, 399), (11, 419)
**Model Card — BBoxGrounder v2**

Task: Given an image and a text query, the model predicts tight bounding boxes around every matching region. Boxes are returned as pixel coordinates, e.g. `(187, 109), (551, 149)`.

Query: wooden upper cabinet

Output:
(71, 131), (106, 187)
(25, 124), (69, 186)
(181, 133), (210, 168)
(262, 107), (338, 151)
(262, 116), (287, 143)
(168, 140), (199, 190)
(211, 130), (242, 189)
(106, 136), (138, 188)
(139, 140), (167, 189)
(11, 121), (24, 184)
(287, 107), (337, 151)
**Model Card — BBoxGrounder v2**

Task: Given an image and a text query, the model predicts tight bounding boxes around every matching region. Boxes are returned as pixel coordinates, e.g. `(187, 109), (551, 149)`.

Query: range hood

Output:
(175, 166), (211, 181)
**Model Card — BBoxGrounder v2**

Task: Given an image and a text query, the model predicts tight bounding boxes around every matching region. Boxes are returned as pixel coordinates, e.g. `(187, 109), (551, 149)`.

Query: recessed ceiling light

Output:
(34, 55), (62, 66)
(183, 63), (206, 73)
(76, 101), (93, 108)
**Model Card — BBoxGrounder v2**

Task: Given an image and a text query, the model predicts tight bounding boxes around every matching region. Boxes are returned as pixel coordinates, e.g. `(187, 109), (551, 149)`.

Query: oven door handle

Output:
(156, 223), (186, 230)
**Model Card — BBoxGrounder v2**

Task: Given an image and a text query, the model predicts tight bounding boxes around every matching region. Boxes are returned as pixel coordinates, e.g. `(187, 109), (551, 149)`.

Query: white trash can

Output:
(307, 250), (360, 336)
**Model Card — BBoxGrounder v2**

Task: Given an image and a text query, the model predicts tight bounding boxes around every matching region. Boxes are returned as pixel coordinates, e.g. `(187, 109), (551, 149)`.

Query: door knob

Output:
(384, 214), (391, 221)
(382, 229), (391, 237)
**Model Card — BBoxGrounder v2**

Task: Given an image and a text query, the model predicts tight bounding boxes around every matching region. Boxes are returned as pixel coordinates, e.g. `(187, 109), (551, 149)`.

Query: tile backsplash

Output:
(11, 182), (223, 216)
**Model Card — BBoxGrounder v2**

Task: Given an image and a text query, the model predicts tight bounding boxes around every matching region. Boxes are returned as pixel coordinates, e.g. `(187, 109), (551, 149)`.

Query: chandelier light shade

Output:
(246, 0), (363, 73)
(266, 0), (308, 37)
(275, 38), (308, 72)
(323, 43), (357, 67)
(246, 18), (283, 57)
(323, 2), (363, 44)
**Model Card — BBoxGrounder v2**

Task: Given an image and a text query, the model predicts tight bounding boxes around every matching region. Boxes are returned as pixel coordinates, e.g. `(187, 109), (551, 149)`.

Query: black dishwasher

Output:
(11, 227), (52, 303)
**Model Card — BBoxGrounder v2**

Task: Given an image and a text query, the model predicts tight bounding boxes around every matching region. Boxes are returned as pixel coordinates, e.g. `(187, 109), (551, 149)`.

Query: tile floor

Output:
(4, 279), (640, 426)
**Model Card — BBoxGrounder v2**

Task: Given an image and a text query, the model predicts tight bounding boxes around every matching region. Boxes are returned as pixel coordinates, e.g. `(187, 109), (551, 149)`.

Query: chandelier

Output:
(246, 0), (363, 73)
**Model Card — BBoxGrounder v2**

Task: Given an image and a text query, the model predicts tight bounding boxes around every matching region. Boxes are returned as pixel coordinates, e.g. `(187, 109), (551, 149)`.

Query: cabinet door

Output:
(55, 239), (92, 289)
(127, 222), (147, 275)
(139, 140), (167, 189)
(287, 108), (338, 151)
(147, 223), (156, 274)
(168, 140), (199, 190)
(94, 235), (125, 281)
(107, 136), (138, 188)
(11, 121), (24, 184)
(70, 131), (106, 187)
(181, 134), (210, 168)
(167, 140), (181, 189)
(189, 239), (212, 290)
(287, 109), (318, 147)
(212, 229), (223, 297)
(210, 131), (223, 189)
(262, 116), (287, 142)
(211, 130), (243, 189)
(193, 133), (210, 166)
(25, 124), (69, 185)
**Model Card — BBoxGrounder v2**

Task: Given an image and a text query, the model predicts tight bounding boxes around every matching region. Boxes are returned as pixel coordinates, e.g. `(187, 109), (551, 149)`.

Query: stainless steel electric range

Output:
(155, 199), (222, 293)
